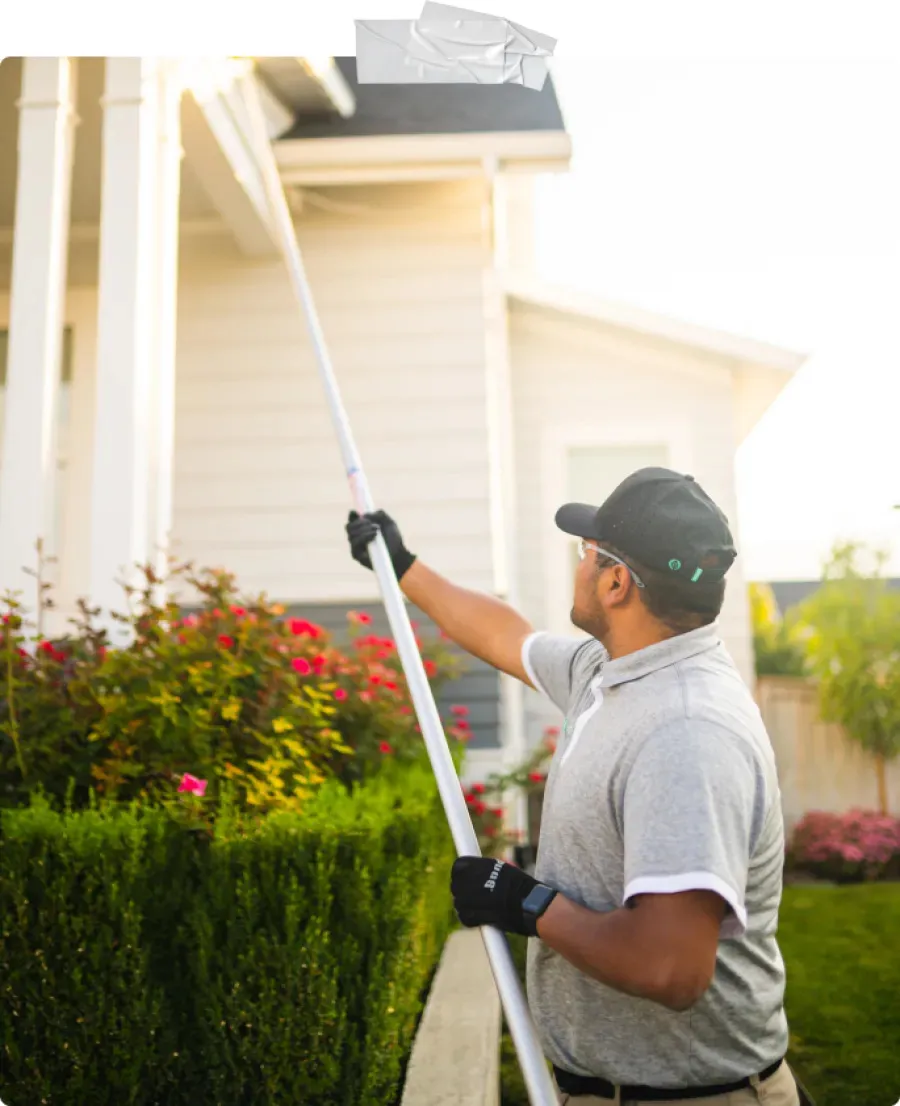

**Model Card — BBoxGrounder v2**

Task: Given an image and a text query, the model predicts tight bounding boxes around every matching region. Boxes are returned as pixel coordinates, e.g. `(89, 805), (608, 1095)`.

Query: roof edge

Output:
(502, 271), (807, 373)
(275, 129), (572, 178)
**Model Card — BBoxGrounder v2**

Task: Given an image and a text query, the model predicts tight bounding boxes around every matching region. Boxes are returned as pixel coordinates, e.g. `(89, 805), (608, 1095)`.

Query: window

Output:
(0, 327), (74, 561)
(564, 442), (670, 608)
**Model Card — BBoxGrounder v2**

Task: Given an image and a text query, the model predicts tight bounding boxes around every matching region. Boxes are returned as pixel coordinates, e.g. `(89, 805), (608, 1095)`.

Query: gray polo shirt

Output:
(522, 623), (788, 1088)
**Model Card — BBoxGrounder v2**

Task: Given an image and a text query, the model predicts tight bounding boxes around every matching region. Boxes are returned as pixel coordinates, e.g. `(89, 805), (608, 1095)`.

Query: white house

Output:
(0, 56), (805, 783)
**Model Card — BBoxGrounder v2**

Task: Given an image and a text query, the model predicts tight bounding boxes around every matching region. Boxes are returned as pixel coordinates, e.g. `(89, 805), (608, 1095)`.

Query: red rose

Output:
(291, 657), (312, 675)
(230, 606), (246, 617)
(471, 783), (486, 795)
(528, 772), (545, 783)
(451, 705), (470, 718)
(473, 800), (486, 815)
(424, 660), (438, 678)
(333, 688), (348, 701)
(379, 741), (393, 755)
(217, 634), (235, 649)
(38, 640), (55, 655)
(383, 680), (398, 692)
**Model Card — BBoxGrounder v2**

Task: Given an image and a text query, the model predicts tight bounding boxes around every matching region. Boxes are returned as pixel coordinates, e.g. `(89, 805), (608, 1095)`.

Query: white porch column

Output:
(146, 62), (183, 587)
(91, 58), (177, 636)
(0, 58), (78, 611)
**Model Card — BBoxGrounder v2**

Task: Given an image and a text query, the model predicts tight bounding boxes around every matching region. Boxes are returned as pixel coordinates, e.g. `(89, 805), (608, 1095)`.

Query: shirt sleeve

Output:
(622, 721), (765, 939)
(521, 631), (585, 713)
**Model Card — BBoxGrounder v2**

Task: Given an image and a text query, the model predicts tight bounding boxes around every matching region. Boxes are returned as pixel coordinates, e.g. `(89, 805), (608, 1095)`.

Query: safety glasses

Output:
(578, 539), (646, 589)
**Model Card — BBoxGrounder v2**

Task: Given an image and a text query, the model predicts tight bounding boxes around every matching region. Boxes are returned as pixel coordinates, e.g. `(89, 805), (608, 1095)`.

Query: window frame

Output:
(540, 420), (695, 636)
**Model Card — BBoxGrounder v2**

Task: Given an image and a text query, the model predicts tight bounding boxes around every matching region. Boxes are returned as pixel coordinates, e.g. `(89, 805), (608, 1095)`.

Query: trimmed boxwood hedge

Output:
(0, 767), (455, 1106)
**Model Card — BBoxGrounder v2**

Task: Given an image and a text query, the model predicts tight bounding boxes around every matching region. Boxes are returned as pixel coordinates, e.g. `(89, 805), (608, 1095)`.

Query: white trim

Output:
(275, 129), (572, 179)
(624, 872), (748, 939)
(559, 679), (603, 768)
(521, 632), (550, 697)
(299, 58), (356, 119)
(503, 271), (807, 373)
(540, 424), (694, 638)
(180, 75), (279, 257)
(281, 163), (488, 186)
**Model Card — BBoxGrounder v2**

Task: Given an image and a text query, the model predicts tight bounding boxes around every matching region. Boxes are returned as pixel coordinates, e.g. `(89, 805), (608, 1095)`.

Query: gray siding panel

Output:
(289, 601), (501, 749)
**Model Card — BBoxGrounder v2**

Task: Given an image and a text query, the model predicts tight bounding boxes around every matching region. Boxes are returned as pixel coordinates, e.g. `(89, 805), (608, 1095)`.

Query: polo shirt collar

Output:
(599, 623), (720, 688)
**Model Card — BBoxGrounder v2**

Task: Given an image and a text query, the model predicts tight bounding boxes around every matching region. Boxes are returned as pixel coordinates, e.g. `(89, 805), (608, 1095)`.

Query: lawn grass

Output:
(500, 883), (900, 1106)
(779, 882), (900, 1106)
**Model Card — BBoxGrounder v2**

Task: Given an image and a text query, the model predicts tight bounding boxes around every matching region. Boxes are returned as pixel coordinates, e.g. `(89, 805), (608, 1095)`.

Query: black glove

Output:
(345, 509), (417, 582)
(451, 856), (557, 938)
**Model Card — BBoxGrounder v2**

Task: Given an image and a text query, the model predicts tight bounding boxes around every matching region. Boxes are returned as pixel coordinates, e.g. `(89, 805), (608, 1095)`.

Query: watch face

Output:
(523, 884), (555, 917)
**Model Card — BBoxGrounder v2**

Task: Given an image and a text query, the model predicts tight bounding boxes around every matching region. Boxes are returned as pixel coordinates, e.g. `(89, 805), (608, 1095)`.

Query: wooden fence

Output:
(756, 676), (899, 831)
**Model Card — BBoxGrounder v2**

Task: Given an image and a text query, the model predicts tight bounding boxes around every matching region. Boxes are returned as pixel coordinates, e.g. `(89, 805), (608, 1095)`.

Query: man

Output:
(346, 467), (804, 1106)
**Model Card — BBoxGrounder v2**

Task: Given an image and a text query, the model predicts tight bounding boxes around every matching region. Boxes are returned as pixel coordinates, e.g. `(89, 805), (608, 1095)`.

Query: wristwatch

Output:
(521, 883), (558, 937)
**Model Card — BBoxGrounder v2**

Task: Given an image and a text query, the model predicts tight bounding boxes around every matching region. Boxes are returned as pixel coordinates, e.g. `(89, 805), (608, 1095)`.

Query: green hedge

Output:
(0, 767), (455, 1106)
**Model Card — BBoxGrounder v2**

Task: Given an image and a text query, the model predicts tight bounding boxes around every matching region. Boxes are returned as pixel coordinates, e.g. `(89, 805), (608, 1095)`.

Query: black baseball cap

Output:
(555, 467), (737, 584)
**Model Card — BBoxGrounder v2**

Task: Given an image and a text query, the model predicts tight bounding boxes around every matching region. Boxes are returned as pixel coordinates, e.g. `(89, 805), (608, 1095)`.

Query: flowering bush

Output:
(0, 562), (467, 813)
(463, 725), (559, 854)
(786, 809), (900, 882)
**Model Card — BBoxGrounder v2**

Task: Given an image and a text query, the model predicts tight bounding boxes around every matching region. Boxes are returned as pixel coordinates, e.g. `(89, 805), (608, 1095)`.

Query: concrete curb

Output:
(401, 928), (502, 1106)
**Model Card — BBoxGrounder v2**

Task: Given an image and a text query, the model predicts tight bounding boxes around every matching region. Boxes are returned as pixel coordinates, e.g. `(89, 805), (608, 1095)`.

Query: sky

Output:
(533, 57), (900, 582)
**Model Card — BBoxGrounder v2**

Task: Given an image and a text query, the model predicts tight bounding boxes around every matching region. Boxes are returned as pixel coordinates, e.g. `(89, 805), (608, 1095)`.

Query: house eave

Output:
(275, 129), (571, 186)
(502, 272), (807, 374)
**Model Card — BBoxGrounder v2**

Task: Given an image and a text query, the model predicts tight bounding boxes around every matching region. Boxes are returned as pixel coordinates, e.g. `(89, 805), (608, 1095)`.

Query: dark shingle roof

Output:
(767, 578), (900, 615)
(282, 56), (565, 140)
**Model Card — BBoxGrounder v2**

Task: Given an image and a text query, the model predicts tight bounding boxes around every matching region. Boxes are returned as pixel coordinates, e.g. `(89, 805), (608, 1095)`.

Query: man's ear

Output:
(603, 566), (633, 605)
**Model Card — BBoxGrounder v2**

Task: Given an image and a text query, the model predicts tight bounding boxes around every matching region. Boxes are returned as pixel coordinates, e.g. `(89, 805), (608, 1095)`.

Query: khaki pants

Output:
(556, 1059), (802, 1105)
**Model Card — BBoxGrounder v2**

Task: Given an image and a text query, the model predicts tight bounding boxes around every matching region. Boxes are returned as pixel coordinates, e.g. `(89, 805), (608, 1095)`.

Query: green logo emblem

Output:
(668, 559), (682, 571)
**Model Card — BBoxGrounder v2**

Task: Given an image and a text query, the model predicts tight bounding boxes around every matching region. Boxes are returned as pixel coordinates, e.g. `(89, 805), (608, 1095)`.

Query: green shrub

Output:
(0, 562), (466, 812)
(0, 766), (455, 1106)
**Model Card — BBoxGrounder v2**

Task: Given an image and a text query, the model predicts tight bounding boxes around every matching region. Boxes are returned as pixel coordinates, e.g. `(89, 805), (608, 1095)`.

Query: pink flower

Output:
(230, 605), (246, 618)
(288, 618), (322, 638)
(38, 640), (55, 655)
(359, 690), (374, 703)
(178, 773), (207, 797)
(383, 680), (399, 692)
(183, 614), (199, 629)
(291, 657), (312, 676)
(348, 610), (373, 625)
(424, 660), (438, 678)
(333, 688), (348, 702)
(379, 741), (393, 755)
(217, 634), (235, 649)
(451, 705), (470, 718)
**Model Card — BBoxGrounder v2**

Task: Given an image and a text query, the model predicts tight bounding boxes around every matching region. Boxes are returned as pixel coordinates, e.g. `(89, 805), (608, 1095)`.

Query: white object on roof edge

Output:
(355, 2), (556, 89)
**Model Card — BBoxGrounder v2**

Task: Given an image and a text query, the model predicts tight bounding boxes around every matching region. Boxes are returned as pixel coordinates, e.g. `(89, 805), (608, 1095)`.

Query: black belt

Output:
(553, 1057), (784, 1102)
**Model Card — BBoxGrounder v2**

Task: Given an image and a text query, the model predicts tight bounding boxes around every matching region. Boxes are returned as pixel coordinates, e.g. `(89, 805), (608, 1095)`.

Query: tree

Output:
(793, 542), (900, 814)
(749, 582), (807, 677)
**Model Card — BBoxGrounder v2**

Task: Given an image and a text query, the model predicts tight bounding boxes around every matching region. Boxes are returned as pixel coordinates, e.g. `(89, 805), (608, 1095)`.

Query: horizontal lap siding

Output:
(510, 303), (754, 744)
(172, 180), (495, 602)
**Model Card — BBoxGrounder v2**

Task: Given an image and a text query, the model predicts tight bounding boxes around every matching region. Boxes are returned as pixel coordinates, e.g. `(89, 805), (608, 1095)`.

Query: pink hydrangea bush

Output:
(787, 809), (900, 882)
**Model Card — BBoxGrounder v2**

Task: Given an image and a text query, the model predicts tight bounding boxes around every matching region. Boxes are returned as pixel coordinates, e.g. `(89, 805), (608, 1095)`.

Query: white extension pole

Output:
(237, 71), (558, 1106)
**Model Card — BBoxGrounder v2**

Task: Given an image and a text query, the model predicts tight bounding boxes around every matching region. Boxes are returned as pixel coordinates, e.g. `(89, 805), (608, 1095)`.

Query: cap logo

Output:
(668, 559), (682, 571)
